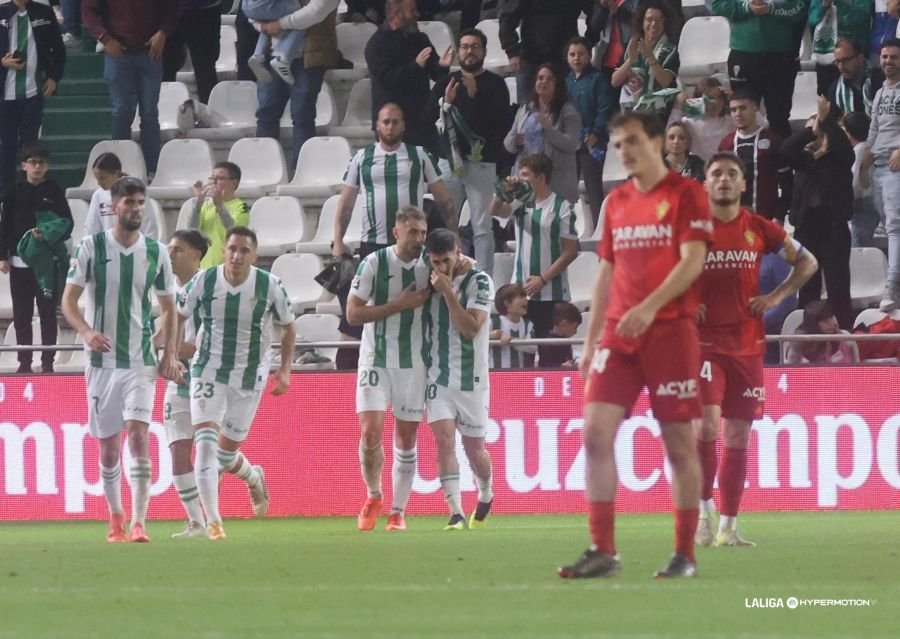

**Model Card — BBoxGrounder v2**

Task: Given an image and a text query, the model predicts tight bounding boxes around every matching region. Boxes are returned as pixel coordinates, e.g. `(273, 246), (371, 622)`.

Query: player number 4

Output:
(700, 360), (712, 382)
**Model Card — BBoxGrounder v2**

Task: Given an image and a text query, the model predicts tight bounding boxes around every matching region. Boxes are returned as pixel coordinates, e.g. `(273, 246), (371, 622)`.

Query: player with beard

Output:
(694, 152), (817, 547)
(424, 28), (513, 277)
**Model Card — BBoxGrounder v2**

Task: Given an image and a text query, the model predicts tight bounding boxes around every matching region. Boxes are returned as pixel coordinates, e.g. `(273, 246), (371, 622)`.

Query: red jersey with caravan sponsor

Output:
(698, 208), (799, 356)
(598, 171), (713, 353)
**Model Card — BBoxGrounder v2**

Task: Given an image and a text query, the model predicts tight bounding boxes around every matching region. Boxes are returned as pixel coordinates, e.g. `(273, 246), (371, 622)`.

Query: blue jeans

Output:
(851, 196), (879, 248)
(872, 164), (900, 284)
(256, 60), (324, 169)
(515, 59), (536, 105)
(104, 51), (163, 173)
(61, 0), (82, 37)
(0, 95), (43, 192)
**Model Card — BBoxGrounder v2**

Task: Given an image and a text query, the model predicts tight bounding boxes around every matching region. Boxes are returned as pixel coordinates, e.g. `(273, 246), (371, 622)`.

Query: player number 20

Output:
(192, 381), (215, 399)
(359, 370), (380, 387)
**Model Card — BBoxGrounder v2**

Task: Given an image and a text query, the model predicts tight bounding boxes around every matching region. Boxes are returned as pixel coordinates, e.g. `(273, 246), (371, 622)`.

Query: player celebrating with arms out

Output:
(559, 111), (713, 579)
(178, 227), (296, 540)
(695, 153), (817, 547)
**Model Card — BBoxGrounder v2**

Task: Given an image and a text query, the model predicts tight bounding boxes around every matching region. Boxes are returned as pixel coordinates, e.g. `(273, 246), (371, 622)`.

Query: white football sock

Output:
(128, 457), (151, 527)
(172, 471), (205, 526)
(390, 447), (416, 515)
(100, 462), (123, 515)
(475, 472), (493, 503)
(440, 473), (464, 516)
(194, 428), (221, 524)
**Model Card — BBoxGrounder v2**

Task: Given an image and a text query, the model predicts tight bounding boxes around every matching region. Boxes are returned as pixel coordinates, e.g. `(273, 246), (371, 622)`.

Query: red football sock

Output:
(588, 500), (616, 556)
(719, 446), (748, 517)
(697, 439), (718, 502)
(675, 508), (699, 562)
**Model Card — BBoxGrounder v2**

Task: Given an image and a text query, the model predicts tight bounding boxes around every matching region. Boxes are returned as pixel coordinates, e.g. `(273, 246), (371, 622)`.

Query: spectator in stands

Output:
(424, 27), (513, 278)
(84, 153), (160, 239)
(537, 300), (581, 367)
(785, 300), (860, 364)
(235, 1), (258, 81)
(163, 1), (221, 105)
(188, 161), (250, 270)
(245, 0), (311, 86)
(418, 0), (484, 31)
(610, 0), (679, 120)
(861, 38), (900, 312)
(365, 0), (452, 149)
(718, 90), (790, 221)
(489, 153), (579, 337)
(590, 0), (639, 99)
(489, 283), (535, 368)
(843, 111), (879, 247)
(60, 0), (83, 50)
(82, 0), (179, 175)
(0, 0), (65, 194)
(505, 64), (582, 205)
(668, 77), (738, 162)
(499, 0), (594, 104)
(664, 122), (704, 182)
(759, 253), (799, 364)
(0, 141), (72, 374)
(345, 0), (386, 24)
(809, 0), (872, 96)
(781, 96), (855, 330)
(871, 0), (899, 66)
(254, 0), (339, 170)
(565, 35), (613, 229)
(712, 0), (807, 141)
(827, 39), (884, 119)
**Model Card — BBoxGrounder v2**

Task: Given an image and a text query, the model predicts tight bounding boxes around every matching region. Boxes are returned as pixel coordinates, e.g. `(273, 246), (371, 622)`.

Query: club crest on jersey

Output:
(656, 200), (670, 220)
(745, 230), (756, 246)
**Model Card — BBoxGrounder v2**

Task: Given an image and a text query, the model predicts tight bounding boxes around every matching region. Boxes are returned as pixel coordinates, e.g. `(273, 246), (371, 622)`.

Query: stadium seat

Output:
(249, 196), (308, 257)
(0, 274), (12, 320)
(188, 80), (257, 141)
(505, 76), (517, 105)
(492, 252), (515, 287)
(849, 247), (888, 308)
(678, 17), (730, 80)
(67, 199), (90, 248)
(459, 199), (470, 227)
(270, 253), (330, 314)
(148, 139), (216, 200)
(789, 71), (818, 129)
(175, 197), (197, 231)
(315, 299), (342, 315)
(65, 140), (148, 199)
(854, 308), (887, 330)
(55, 335), (88, 373)
(568, 251), (600, 311)
(328, 78), (374, 141)
(145, 198), (167, 241)
(780, 308), (805, 363)
(280, 81), (339, 134)
(228, 137), (288, 199)
(336, 22), (377, 71)
(572, 310), (590, 359)
(572, 199), (594, 240)
(294, 314), (341, 368)
(477, 19), (510, 71)
(275, 136), (353, 204)
(602, 144), (628, 192)
(132, 81), (190, 138)
(216, 25), (238, 80)
(0, 318), (41, 372)
(419, 21), (456, 58)
(295, 193), (361, 254)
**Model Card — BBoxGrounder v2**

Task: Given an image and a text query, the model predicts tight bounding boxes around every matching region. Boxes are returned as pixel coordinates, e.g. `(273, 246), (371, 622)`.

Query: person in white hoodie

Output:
(84, 153), (159, 239)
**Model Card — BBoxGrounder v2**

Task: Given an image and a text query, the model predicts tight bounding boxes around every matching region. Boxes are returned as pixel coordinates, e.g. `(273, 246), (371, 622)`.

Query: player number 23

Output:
(192, 381), (215, 399)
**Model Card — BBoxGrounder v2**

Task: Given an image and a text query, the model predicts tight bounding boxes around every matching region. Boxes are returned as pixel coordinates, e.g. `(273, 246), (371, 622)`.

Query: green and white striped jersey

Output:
(489, 314), (533, 369)
(350, 247), (431, 369)
(4, 10), (38, 100)
(66, 230), (175, 369)
(169, 279), (203, 399)
(511, 193), (577, 301)
(343, 142), (442, 245)
(424, 268), (495, 391)
(178, 266), (294, 392)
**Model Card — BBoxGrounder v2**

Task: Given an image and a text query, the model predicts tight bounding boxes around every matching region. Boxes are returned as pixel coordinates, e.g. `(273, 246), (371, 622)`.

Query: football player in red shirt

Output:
(695, 152), (817, 547)
(558, 111), (714, 580)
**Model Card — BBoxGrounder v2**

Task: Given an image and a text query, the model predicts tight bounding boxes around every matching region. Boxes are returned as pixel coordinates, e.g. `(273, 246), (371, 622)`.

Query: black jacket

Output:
(499, 0), (595, 66)
(0, 179), (72, 261)
(0, 1), (65, 87)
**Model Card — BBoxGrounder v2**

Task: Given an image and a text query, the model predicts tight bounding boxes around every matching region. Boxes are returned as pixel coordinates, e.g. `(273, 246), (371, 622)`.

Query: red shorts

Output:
(699, 350), (764, 422)
(585, 318), (702, 423)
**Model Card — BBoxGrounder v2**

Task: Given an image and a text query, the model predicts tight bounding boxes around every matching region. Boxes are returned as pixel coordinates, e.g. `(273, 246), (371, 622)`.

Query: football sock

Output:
(719, 446), (747, 518)
(699, 498), (716, 517)
(697, 439), (718, 502)
(358, 441), (383, 499)
(218, 448), (260, 487)
(475, 471), (493, 504)
(390, 446), (416, 515)
(100, 462), (123, 515)
(194, 428), (221, 524)
(675, 508), (699, 563)
(128, 457), (151, 527)
(440, 473), (464, 516)
(172, 471), (205, 526)
(719, 514), (737, 533)
(588, 500), (616, 556)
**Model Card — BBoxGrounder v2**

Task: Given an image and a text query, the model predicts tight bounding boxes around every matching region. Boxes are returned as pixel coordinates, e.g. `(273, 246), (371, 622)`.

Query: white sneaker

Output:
(95, 41), (105, 53)
(247, 55), (273, 84)
(248, 465), (269, 517)
(62, 33), (81, 50)
(695, 517), (715, 547)
(714, 528), (756, 547)
(879, 283), (898, 312)
(170, 521), (207, 539)
(270, 56), (295, 86)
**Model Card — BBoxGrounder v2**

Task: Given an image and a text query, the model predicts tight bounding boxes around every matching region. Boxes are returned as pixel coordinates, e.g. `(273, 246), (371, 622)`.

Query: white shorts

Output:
(426, 383), (489, 438)
(190, 378), (262, 443)
(163, 382), (193, 444)
(85, 366), (157, 439)
(355, 366), (426, 422)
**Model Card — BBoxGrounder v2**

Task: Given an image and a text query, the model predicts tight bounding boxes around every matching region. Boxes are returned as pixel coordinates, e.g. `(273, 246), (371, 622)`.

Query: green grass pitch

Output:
(0, 512), (896, 639)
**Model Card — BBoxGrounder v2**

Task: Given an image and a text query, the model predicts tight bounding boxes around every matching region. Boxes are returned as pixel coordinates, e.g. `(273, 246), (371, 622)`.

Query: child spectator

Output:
(84, 153), (159, 239)
(244, 0), (307, 85)
(537, 301), (581, 368)
(664, 122), (705, 182)
(0, 141), (72, 373)
(188, 161), (250, 269)
(490, 283), (536, 369)
(785, 300), (860, 364)
(842, 111), (880, 246)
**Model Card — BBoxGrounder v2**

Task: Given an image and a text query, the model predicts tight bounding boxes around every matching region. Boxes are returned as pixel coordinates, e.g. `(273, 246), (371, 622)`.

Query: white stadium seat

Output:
(188, 81), (258, 141)
(175, 197), (197, 231)
(602, 143), (628, 191)
(249, 196), (308, 257)
(568, 251), (600, 311)
(780, 308), (805, 363)
(492, 252), (515, 288)
(854, 308), (887, 330)
(145, 198), (167, 241)
(67, 199), (90, 248)
(789, 71), (819, 129)
(132, 81), (190, 137)
(147, 139), (216, 200)
(295, 193), (361, 254)
(281, 82), (339, 133)
(328, 78), (374, 141)
(419, 21), (456, 58)
(477, 19), (510, 71)
(276, 136), (353, 204)
(216, 25), (238, 79)
(336, 22), (377, 70)
(294, 314), (341, 367)
(849, 247), (888, 308)
(0, 274), (13, 320)
(505, 76), (517, 105)
(678, 17), (730, 80)
(229, 137), (288, 199)
(271, 253), (330, 314)
(66, 140), (148, 199)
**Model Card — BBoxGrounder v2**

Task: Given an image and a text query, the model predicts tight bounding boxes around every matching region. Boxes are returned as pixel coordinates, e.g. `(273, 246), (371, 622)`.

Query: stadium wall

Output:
(0, 368), (898, 521)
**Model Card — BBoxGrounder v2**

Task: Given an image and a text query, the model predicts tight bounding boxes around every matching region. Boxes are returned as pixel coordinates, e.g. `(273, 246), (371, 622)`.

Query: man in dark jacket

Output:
(162, 0), (221, 105)
(0, 141), (72, 373)
(0, 0), (65, 193)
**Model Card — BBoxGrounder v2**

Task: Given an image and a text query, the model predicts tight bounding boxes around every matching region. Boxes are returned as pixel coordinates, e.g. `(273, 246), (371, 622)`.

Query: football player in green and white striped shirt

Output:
(62, 177), (181, 544)
(177, 226), (296, 541)
(347, 207), (431, 532)
(489, 154), (579, 338)
(164, 230), (209, 539)
(489, 284), (536, 369)
(423, 229), (496, 531)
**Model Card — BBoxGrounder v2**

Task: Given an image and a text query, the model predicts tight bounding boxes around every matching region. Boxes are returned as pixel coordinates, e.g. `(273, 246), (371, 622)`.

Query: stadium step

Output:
(42, 134), (105, 156)
(41, 108), (113, 137)
(62, 50), (105, 81)
(54, 77), (108, 97)
(46, 94), (110, 111)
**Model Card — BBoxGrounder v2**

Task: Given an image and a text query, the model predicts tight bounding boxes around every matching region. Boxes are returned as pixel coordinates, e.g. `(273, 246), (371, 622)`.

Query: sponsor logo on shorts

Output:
(655, 379), (698, 399)
(743, 386), (765, 400)
(223, 418), (248, 434)
(127, 405), (151, 417)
